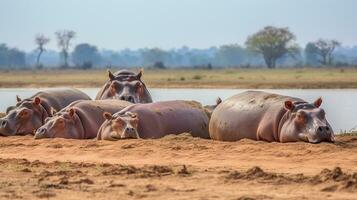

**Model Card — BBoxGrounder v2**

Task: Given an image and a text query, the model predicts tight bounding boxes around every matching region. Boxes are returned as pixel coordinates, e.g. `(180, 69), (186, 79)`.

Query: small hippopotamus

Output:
(0, 89), (91, 136)
(97, 100), (210, 140)
(95, 69), (153, 103)
(34, 100), (132, 139)
(209, 91), (334, 143)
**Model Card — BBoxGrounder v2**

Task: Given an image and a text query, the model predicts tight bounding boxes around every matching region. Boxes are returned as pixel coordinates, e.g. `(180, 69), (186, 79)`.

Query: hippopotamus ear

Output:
(108, 70), (115, 81)
(16, 95), (22, 103)
(103, 112), (113, 120)
(216, 97), (222, 105)
(69, 108), (76, 118)
(284, 101), (295, 111)
(126, 112), (138, 118)
(313, 97), (323, 108)
(33, 97), (41, 105)
(136, 69), (143, 80)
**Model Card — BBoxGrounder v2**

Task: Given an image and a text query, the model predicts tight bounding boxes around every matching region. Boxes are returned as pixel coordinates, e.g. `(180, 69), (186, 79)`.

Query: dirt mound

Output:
(313, 167), (357, 191)
(101, 164), (174, 178)
(226, 166), (357, 192)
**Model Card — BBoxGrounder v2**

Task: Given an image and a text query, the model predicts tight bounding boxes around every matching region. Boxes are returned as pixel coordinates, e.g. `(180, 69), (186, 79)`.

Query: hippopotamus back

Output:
(209, 91), (334, 143)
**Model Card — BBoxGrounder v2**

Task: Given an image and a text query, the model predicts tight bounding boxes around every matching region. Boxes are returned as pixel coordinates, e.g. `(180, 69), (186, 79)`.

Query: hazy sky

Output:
(1, 0), (356, 51)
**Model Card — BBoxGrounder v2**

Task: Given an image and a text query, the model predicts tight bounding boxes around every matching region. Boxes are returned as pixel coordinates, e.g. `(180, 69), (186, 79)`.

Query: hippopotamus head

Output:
(34, 108), (84, 139)
(98, 111), (140, 140)
(103, 70), (151, 103)
(0, 96), (49, 136)
(280, 98), (334, 143)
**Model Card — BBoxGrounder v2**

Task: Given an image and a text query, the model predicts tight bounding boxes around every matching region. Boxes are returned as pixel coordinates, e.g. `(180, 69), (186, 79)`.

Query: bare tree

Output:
(312, 39), (341, 65)
(55, 30), (76, 68)
(34, 34), (50, 68)
(245, 26), (299, 69)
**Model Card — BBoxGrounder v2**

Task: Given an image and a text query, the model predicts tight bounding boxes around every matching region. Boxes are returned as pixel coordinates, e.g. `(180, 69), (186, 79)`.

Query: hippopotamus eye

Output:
(19, 110), (29, 118)
(296, 112), (305, 122)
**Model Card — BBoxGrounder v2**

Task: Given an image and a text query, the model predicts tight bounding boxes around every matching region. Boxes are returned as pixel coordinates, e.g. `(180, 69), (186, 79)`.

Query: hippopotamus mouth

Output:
(110, 134), (137, 140)
(299, 131), (335, 144)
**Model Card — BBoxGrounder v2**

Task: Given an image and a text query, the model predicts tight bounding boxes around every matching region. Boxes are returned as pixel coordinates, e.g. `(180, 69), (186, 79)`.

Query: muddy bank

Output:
(0, 134), (356, 199)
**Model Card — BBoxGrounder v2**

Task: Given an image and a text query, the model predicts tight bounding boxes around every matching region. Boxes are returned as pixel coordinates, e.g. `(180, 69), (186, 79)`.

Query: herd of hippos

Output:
(0, 69), (334, 143)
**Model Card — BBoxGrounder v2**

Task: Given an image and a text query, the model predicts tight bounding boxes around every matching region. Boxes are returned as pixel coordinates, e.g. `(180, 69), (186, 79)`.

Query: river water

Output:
(0, 88), (356, 133)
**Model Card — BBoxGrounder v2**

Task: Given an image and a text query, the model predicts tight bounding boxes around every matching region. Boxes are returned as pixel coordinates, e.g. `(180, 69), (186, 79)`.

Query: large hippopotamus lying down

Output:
(209, 91), (334, 143)
(0, 89), (91, 136)
(95, 69), (153, 103)
(97, 100), (210, 140)
(34, 100), (132, 139)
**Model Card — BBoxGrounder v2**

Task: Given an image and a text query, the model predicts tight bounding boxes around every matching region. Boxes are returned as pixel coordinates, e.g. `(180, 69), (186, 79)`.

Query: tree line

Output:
(1, 26), (356, 69)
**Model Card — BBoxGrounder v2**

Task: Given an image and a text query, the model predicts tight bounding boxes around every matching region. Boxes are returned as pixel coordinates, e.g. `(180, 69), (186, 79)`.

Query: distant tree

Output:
(55, 30), (76, 68)
(0, 44), (8, 67)
(71, 43), (101, 69)
(214, 44), (247, 67)
(0, 44), (26, 68)
(304, 42), (320, 66)
(34, 34), (50, 68)
(141, 48), (170, 67)
(308, 39), (341, 65)
(153, 61), (166, 69)
(245, 26), (299, 69)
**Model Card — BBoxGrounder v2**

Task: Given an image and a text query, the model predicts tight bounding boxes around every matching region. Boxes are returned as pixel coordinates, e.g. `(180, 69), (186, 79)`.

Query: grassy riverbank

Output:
(0, 68), (357, 88)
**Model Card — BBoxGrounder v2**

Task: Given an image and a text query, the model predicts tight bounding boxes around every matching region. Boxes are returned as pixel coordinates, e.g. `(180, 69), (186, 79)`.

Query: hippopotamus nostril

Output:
(34, 127), (48, 139)
(120, 96), (125, 100)
(37, 127), (47, 135)
(127, 96), (134, 102)
(1, 120), (7, 128)
(318, 127), (323, 132)
(326, 126), (330, 131)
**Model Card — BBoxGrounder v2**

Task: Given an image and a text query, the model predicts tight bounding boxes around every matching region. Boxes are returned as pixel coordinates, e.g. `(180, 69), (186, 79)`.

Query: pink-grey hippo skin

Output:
(203, 97), (222, 118)
(0, 89), (91, 136)
(209, 91), (334, 143)
(95, 69), (153, 103)
(34, 100), (132, 139)
(97, 100), (210, 141)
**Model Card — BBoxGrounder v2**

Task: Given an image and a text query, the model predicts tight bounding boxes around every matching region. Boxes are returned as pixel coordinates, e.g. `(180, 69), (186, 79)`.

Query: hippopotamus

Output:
(34, 100), (132, 139)
(97, 100), (210, 140)
(95, 69), (153, 103)
(209, 91), (334, 143)
(0, 89), (91, 136)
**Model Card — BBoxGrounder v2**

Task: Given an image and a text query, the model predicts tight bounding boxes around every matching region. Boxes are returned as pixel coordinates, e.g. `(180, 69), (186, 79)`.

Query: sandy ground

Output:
(0, 134), (356, 200)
